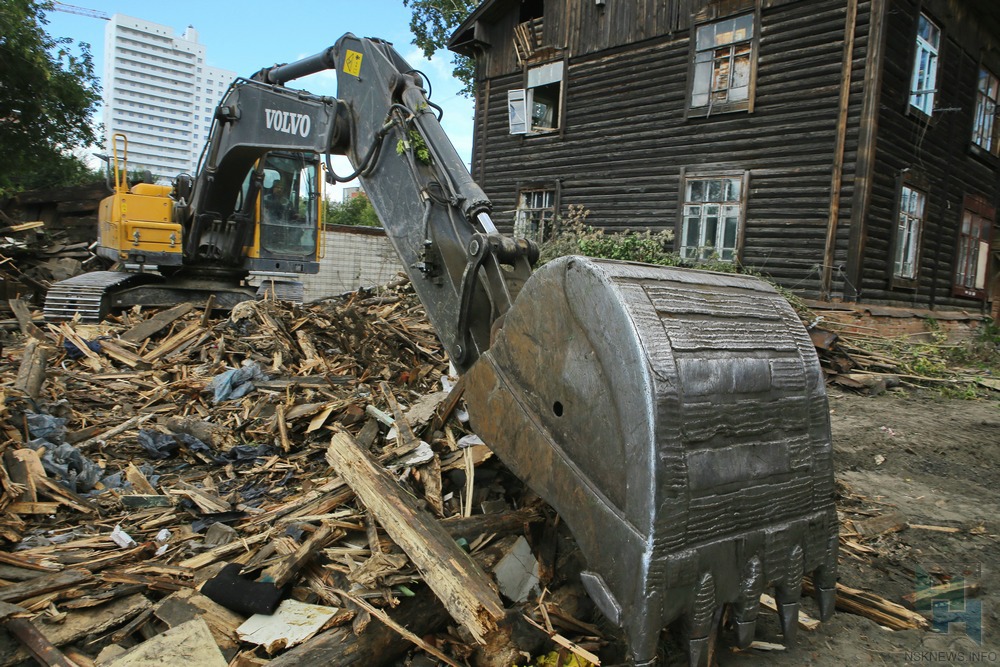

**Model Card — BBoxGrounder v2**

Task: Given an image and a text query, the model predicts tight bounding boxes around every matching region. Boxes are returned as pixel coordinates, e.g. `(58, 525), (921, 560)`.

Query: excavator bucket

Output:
(464, 256), (838, 665)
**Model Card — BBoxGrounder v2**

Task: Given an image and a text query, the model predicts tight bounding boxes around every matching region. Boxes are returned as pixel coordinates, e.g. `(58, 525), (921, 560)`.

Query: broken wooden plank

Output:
(0, 601), (75, 667)
(0, 593), (151, 666)
(803, 580), (929, 630)
(97, 340), (151, 369)
(76, 414), (154, 451)
(854, 511), (908, 539)
(105, 618), (228, 667)
(901, 580), (981, 609)
(153, 588), (245, 655)
(7, 299), (47, 342)
(142, 320), (204, 362)
(267, 587), (449, 667)
(13, 339), (51, 400)
(260, 522), (343, 589)
(326, 430), (504, 644)
(120, 303), (194, 344)
(0, 569), (92, 605)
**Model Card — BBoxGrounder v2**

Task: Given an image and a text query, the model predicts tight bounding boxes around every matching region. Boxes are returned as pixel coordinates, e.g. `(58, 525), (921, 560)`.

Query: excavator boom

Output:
(279, 34), (838, 664)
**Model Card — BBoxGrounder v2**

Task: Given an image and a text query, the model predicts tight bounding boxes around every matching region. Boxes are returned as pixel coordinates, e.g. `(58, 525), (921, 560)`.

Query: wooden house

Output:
(448, 0), (1000, 313)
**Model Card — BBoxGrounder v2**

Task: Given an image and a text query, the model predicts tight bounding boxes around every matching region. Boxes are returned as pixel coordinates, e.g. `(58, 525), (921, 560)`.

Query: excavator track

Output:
(465, 257), (838, 665)
(43, 271), (151, 323)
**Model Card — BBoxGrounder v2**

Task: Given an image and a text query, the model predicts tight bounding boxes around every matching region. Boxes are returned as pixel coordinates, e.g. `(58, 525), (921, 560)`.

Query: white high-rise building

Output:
(103, 15), (237, 179)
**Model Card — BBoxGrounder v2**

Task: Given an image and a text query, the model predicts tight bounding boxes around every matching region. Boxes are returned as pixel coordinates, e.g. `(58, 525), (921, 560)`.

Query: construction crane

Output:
(51, 1), (110, 20)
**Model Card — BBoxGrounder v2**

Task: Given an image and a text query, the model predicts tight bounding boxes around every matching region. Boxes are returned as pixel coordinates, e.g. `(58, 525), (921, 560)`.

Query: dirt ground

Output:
(709, 387), (1000, 666)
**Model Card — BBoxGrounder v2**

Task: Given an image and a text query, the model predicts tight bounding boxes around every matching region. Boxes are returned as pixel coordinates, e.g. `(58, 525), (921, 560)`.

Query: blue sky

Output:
(43, 0), (475, 199)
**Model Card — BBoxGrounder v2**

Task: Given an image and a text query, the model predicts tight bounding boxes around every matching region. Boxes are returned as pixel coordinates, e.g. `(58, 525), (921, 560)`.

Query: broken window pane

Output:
(909, 13), (940, 115)
(515, 188), (556, 242)
(526, 62), (564, 133)
(972, 67), (999, 154)
(954, 202), (993, 295)
(893, 186), (924, 280)
(691, 13), (755, 111)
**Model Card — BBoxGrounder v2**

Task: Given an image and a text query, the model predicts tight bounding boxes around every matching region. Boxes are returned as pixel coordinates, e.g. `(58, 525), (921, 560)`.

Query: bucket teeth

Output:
(735, 619), (757, 649)
(687, 636), (711, 667)
(776, 596), (800, 644)
(816, 585), (836, 621)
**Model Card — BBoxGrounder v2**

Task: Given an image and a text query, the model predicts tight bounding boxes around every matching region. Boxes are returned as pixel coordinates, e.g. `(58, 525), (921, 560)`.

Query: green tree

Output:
(403, 0), (478, 97)
(325, 193), (381, 227)
(0, 0), (101, 196)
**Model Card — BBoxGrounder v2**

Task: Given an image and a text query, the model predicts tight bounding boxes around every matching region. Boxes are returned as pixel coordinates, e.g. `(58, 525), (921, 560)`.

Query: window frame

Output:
(908, 12), (941, 117)
(513, 183), (559, 242)
(676, 168), (749, 263)
(971, 65), (1000, 156)
(953, 194), (995, 300)
(890, 183), (927, 288)
(507, 59), (566, 136)
(686, 9), (760, 118)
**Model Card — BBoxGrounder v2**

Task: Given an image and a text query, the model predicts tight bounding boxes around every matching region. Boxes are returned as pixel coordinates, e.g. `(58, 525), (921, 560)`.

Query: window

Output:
(973, 68), (999, 154)
(894, 186), (925, 280)
(690, 13), (755, 113)
(508, 61), (563, 135)
(909, 13), (940, 115)
(681, 175), (744, 261)
(954, 196), (993, 299)
(514, 188), (556, 242)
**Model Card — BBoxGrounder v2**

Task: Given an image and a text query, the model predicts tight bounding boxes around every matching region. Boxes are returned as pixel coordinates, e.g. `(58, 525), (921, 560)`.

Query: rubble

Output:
(0, 281), (974, 665)
(0, 284), (605, 666)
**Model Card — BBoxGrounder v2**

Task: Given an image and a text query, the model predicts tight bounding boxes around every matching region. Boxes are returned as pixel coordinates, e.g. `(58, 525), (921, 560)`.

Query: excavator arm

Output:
(250, 35), (839, 666)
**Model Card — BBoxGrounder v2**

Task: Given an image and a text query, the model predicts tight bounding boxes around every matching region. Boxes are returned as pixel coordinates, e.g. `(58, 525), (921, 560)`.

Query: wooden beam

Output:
(820, 0), (858, 300)
(845, 0), (888, 301)
(326, 431), (505, 644)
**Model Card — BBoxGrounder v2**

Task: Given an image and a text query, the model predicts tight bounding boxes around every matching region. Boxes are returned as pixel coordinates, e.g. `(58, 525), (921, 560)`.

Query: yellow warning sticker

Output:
(344, 50), (363, 77)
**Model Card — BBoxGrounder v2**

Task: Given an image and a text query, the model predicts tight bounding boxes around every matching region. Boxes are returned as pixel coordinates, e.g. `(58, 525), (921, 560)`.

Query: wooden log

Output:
(13, 339), (51, 400)
(326, 431), (504, 645)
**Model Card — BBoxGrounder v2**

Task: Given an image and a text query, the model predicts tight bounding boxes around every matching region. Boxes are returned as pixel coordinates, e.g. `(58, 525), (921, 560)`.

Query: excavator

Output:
(43, 127), (324, 321)
(64, 34), (840, 665)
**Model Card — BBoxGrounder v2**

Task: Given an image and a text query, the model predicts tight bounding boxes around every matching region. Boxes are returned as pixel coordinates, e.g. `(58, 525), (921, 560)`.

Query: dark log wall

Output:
(470, 0), (865, 300)
(858, 0), (999, 310)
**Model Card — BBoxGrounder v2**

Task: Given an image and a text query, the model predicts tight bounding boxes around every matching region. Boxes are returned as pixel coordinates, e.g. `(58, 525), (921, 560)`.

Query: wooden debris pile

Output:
(1, 181), (109, 308)
(807, 320), (1000, 395)
(0, 287), (605, 667)
(0, 286), (970, 666)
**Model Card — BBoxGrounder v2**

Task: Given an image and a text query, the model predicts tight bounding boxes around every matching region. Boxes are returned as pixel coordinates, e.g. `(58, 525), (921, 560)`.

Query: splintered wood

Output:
(0, 284), (961, 665)
(0, 286), (589, 666)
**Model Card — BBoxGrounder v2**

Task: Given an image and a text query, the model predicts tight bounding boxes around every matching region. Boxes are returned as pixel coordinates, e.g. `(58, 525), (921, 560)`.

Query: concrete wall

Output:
(301, 225), (402, 302)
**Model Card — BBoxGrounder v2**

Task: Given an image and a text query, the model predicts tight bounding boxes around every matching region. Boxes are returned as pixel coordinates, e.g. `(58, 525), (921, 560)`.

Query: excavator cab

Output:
(45, 144), (323, 321)
(249, 152), (321, 264)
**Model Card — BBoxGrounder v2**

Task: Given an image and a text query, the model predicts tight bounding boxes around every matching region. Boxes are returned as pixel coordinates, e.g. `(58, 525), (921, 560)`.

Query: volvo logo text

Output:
(264, 109), (311, 137)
